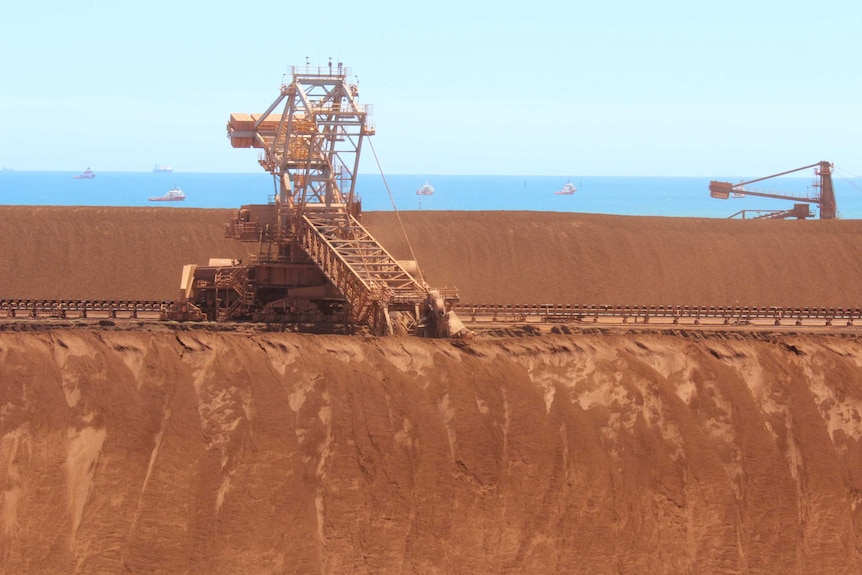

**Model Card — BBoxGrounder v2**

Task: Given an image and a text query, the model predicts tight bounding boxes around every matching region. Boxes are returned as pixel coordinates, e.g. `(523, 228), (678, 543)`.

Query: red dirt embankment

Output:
(363, 211), (862, 306)
(3, 206), (862, 305)
(2, 330), (862, 574)
(0, 207), (242, 300)
(4, 207), (862, 574)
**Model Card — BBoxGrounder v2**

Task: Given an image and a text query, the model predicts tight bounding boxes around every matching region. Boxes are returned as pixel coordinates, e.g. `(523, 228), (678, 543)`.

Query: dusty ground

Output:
(3, 329), (862, 574)
(3, 206), (862, 305)
(3, 207), (862, 574)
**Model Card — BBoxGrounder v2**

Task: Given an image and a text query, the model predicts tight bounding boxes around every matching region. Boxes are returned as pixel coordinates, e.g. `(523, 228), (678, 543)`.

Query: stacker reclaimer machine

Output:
(710, 161), (836, 220)
(165, 63), (470, 338)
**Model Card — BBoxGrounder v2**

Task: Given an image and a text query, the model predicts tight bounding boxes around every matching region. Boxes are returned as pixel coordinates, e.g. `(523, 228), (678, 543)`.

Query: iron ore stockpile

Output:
(4, 207), (862, 573)
(5, 66), (862, 574)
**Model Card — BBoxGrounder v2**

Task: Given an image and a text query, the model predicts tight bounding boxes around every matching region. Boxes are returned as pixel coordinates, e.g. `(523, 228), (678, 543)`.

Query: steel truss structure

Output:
(170, 64), (462, 336)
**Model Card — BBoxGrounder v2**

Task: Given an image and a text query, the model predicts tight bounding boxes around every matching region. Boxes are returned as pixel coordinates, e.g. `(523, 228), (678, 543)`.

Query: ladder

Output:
(214, 267), (255, 320)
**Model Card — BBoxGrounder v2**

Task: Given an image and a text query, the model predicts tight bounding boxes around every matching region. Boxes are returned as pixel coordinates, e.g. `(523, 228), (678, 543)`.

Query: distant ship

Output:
(554, 181), (576, 195)
(74, 167), (95, 179)
(149, 186), (185, 202)
(153, 164), (173, 173)
(416, 182), (434, 196)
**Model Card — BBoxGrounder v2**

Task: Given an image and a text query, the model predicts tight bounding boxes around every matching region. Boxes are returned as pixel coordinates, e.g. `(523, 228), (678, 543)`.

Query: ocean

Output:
(2, 170), (861, 219)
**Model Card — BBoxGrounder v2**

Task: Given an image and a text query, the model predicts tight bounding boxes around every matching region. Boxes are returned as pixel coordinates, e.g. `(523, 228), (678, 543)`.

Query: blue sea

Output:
(2, 170), (862, 219)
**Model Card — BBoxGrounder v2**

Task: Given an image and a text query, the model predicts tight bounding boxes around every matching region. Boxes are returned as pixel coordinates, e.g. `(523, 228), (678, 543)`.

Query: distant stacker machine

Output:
(165, 63), (469, 338)
(710, 161), (836, 220)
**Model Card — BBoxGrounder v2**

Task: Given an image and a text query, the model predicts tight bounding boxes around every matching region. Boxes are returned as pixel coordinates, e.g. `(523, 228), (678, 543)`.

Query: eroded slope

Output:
(2, 330), (862, 574)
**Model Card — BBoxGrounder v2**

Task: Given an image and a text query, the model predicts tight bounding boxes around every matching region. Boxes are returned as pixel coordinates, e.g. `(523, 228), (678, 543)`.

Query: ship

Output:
(148, 186), (185, 202)
(554, 181), (576, 195)
(153, 164), (173, 173)
(416, 182), (434, 195)
(73, 167), (95, 179)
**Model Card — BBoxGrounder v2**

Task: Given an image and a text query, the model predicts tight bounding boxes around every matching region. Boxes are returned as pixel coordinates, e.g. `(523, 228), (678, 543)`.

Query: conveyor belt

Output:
(1, 299), (169, 320)
(2, 299), (861, 328)
(451, 303), (862, 327)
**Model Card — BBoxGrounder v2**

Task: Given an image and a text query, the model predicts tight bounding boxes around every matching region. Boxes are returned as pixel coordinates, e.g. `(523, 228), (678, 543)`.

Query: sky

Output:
(1, 0), (860, 177)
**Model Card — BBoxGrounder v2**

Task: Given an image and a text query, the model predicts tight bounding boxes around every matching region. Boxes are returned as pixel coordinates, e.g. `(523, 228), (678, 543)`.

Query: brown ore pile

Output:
(3, 206), (862, 574)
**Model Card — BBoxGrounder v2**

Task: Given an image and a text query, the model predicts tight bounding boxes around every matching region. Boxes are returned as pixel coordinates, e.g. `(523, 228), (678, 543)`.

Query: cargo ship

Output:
(153, 164), (173, 173)
(148, 186), (185, 202)
(554, 181), (576, 195)
(416, 182), (434, 195)
(73, 167), (95, 179)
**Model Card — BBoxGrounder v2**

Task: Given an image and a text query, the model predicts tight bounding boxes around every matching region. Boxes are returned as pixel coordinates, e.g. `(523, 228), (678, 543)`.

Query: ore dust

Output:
(3, 207), (862, 574)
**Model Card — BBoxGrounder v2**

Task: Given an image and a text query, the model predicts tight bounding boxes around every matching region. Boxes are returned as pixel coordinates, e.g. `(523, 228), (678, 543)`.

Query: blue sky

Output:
(1, 0), (860, 177)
